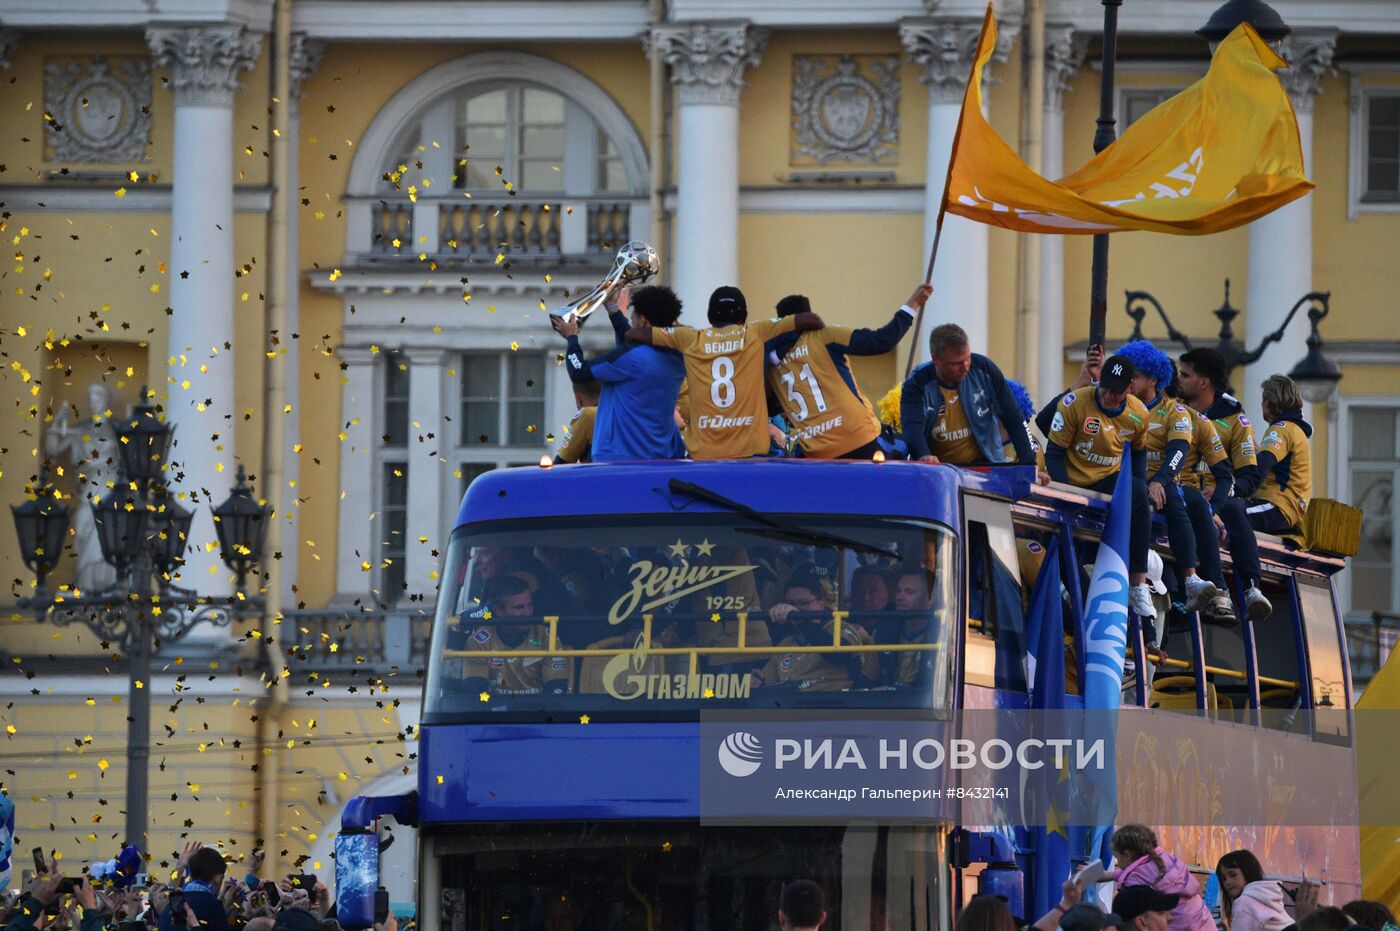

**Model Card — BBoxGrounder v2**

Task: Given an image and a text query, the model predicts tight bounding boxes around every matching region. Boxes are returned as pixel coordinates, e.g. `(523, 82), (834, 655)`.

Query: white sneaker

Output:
(1130, 583), (1158, 621)
(1244, 586), (1273, 622)
(1182, 574), (1219, 612)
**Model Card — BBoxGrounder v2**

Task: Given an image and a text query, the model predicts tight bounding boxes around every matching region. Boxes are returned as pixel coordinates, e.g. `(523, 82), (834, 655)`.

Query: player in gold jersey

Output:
(764, 284), (929, 458)
(1044, 353), (1159, 621)
(628, 286), (824, 458)
(1118, 340), (1233, 621)
(1247, 374), (1314, 535)
(456, 575), (573, 696)
(1175, 348), (1272, 621)
(752, 570), (878, 692)
(554, 381), (599, 463)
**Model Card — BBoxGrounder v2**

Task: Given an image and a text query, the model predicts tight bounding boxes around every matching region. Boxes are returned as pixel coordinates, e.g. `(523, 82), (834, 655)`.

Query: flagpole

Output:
(906, 4), (995, 379)
(1088, 0), (1122, 352)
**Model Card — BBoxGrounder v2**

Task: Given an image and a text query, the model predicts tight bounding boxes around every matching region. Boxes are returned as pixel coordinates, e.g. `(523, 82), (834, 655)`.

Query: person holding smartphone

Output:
(159, 847), (230, 931)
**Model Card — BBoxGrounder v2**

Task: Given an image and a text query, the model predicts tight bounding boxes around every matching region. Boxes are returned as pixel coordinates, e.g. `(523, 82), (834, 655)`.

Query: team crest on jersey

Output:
(781, 655), (794, 671)
(1062, 393), (1076, 407)
(1051, 411), (1066, 433)
(1027, 542), (1043, 554)
(1238, 415), (1251, 426)
(1083, 417), (1102, 435)
(472, 628), (492, 644)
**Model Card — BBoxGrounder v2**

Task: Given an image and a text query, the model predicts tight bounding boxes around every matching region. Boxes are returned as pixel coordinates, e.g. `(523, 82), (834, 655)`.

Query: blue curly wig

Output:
(1006, 379), (1036, 422)
(1114, 339), (1173, 391)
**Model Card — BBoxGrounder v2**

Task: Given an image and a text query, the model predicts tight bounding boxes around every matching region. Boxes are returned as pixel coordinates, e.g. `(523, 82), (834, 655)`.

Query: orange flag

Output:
(943, 4), (1312, 235)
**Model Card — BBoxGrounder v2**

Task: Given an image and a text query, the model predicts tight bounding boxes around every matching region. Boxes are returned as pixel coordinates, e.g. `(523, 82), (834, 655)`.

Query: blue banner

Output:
(1028, 539), (1071, 917)
(1081, 449), (1133, 860)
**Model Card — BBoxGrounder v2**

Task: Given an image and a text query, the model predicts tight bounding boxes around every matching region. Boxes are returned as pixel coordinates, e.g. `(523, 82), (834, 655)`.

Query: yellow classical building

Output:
(0, 0), (1396, 901)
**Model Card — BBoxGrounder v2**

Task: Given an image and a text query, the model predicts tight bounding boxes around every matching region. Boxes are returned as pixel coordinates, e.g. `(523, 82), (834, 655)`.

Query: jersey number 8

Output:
(711, 356), (736, 409)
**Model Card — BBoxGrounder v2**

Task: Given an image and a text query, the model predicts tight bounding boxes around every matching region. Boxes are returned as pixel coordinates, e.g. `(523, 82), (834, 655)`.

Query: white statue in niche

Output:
(44, 382), (120, 593)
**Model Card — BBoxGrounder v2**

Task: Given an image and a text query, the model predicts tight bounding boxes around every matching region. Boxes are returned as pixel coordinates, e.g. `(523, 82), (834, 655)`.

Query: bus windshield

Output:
(423, 513), (957, 721)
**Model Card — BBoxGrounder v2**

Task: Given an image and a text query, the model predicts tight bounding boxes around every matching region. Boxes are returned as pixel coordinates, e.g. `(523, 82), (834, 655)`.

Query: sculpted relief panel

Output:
(44, 56), (152, 163)
(791, 54), (901, 165)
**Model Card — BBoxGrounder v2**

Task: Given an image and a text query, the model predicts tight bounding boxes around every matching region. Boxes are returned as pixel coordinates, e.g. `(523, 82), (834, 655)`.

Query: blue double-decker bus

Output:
(337, 459), (1359, 930)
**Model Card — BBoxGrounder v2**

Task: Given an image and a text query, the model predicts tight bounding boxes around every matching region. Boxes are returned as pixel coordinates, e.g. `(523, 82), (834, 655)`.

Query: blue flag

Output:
(0, 792), (13, 890)
(1081, 449), (1134, 861)
(1027, 539), (1071, 917)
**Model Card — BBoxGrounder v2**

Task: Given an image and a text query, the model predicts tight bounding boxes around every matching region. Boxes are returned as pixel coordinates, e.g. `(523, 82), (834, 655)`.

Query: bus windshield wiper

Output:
(667, 478), (899, 560)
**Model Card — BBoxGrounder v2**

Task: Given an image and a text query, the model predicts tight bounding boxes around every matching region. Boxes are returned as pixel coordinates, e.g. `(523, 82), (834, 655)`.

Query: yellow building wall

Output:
(1, 686), (410, 881)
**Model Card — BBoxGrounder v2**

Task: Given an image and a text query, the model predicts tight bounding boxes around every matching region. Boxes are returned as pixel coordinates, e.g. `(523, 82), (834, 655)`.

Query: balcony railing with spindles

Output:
(349, 194), (649, 262)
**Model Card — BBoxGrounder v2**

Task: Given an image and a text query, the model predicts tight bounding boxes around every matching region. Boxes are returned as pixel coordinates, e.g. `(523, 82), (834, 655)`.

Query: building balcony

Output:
(344, 194), (649, 268)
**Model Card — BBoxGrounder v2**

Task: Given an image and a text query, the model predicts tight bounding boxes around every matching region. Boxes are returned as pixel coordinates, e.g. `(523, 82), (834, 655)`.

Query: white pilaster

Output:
(650, 22), (767, 321)
(1244, 30), (1335, 418)
(1037, 25), (1087, 405)
(278, 34), (324, 604)
(403, 348), (448, 604)
(147, 24), (261, 603)
(900, 17), (1016, 363)
(334, 347), (378, 602)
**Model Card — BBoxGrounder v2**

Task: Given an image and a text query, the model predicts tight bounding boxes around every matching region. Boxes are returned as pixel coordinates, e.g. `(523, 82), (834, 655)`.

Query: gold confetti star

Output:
(479, 691), (490, 702)
(579, 714), (590, 724)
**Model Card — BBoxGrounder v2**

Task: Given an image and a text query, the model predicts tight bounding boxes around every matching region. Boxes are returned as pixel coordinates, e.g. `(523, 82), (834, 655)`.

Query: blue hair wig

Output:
(1006, 379), (1036, 422)
(1114, 339), (1173, 390)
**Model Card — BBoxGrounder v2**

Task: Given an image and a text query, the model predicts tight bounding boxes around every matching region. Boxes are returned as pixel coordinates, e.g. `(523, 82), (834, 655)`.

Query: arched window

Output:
(350, 53), (649, 259)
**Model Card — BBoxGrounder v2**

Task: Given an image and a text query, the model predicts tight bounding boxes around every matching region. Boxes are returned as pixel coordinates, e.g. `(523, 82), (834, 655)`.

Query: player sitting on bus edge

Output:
(554, 379), (600, 464)
(750, 569), (878, 692)
(1117, 339), (1233, 621)
(1043, 353), (1159, 622)
(900, 322), (1037, 467)
(1174, 348), (1272, 620)
(1247, 374), (1313, 537)
(763, 283), (931, 459)
(626, 285), (824, 459)
(553, 284), (687, 461)
(458, 574), (573, 697)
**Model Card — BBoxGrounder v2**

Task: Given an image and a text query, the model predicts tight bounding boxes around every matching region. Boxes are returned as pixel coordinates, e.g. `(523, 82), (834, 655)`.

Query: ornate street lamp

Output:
(147, 487), (195, 582)
(92, 481), (151, 578)
(1124, 280), (1342, 402)
(11, 468), (71, 604)
(212, 465), (268, 590)
(1196, 0), (1292, 46)
(111, 390), (174, 486)
(11, 394), (265, 848)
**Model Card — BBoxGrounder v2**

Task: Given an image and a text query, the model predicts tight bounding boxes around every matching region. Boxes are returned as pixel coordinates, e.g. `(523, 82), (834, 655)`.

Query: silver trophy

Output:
(550, 240), (660, 323)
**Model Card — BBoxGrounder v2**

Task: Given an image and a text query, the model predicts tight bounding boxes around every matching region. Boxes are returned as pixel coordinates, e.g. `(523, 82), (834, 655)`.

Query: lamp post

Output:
(1124, 280), (1342, 403)
(12, 391), (268, 848)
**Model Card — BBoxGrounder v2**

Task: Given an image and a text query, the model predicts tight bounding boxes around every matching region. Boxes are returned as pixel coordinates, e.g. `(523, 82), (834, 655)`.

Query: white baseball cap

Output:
(1146, 549), (1169, 595)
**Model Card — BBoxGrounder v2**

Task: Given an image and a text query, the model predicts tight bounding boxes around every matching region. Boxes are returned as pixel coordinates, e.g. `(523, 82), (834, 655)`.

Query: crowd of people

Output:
(550, 282), (1315, 635)
(936, 829), (1391, 931)
(2, 846), (395, 931)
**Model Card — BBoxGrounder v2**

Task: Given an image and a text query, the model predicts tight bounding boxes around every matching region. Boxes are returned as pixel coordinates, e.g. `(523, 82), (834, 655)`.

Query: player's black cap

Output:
(708, 286), (747, 324)
(1099, 354), (1135, 392)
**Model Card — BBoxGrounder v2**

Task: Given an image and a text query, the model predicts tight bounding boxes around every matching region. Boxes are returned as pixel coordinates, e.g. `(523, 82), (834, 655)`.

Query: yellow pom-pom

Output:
(878, 386), (902, 431)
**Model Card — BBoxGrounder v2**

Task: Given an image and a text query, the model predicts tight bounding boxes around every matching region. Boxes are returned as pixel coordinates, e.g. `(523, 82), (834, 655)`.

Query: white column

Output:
(651, 22), (767, 321)
(403, 349), (448, 604)
(278, 34), (324, 604)
(901, 17), (1016, 361)
(1037, 26), (1088, 405)
(147, 25), (261, 601)
(334, 347), (378, 602)
(1244, 30), (1336, 417)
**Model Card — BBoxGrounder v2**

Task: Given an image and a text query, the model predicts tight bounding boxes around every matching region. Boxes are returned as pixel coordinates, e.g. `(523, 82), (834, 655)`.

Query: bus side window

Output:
(1200, 587), (1250, 716)
(1253, 574), (1306, 732)
(1297, 574), (1350, 744)
(964, 496), (1027, 692)
(1014, 523), (1079, 696)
